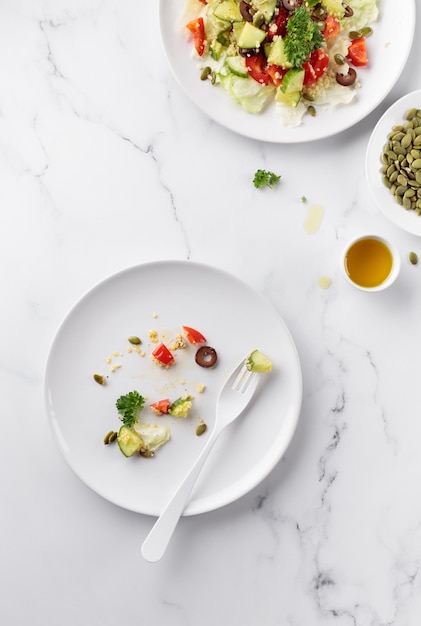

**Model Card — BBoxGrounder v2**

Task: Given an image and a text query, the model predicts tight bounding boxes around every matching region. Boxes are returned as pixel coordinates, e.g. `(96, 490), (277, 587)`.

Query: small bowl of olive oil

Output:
(341, 235), (401, 291)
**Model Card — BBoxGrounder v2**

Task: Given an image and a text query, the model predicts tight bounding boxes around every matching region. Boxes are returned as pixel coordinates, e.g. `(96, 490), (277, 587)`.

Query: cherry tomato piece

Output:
(150, 399), (171, 415)
(266, 64), (287, 87)
(303, 48), (329, 85)
(347, 37), (367, 67)
(182, 325), (207, 344)
(266, 6), (288, 39)
(186, 18), (205, 57)
(152, 342), (175, 366)
(323, 15), (341, 39)
(245, 52), (271, 85)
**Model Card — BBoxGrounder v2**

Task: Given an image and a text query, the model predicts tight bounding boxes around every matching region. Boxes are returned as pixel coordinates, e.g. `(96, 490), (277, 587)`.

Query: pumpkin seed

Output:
(409, 251), (418, 265)
(403, 197), (413, 210)
(196, 423), (207, 436)
(104, 430), (117, 445)
(200, 67), (211, 81)
(412, 159), (421, 169)
(128, 335), (141, 345)
(94, 373), (105, 385)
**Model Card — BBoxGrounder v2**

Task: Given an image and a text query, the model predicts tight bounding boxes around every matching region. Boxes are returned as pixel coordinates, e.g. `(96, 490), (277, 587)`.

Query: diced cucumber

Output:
(117, 425), (143, 457)
(265, 37), (292, 69)
(280, 68), (305, 94)
(213, 0), (243, 22)
(251, 0), (277, 22)
(245, 349), (272, 373)
(275, 88), (301, 107)
(236, 21), (266, 48)
(320, 0), (345, 18)
(216, 29), (231, 46)
(226, 55), (249, 78)
(210, 40), (226, 61)
(169, 395), (193, 418)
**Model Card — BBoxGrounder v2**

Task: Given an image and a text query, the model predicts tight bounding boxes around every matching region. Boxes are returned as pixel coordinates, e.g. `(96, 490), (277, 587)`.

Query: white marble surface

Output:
(2, 1), (421, 624)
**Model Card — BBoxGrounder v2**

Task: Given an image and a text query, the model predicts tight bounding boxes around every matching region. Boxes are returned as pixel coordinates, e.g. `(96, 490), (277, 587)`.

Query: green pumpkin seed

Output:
(94, 373), (105, 385)
(406, 108), (418, 120)
(409, 251), (419, 264)
(200, 67), (211, 81)
(196, 423), (207, 436)
(104, 430), (117, 445)
(128, 335), (141, 345)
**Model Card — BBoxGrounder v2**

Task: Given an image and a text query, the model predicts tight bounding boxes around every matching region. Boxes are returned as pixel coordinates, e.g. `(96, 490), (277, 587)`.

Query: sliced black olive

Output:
(195, 346), (218, 368)
(343, 4), (354, 17)
(238, 47), (260, 57)
(336, 68), (357, 86)
(282, 0), (302, 10)
(239, 0), (253, 22)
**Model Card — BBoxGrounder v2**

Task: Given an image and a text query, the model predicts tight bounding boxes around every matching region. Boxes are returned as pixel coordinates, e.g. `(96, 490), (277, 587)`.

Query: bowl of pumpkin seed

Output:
(366, 89), (421, 237)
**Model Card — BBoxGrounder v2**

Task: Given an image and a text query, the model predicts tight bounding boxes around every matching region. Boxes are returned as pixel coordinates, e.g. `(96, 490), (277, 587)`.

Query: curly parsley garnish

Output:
(253, 169), (281, 189)
(284, 6), (324, 68)
(116, 390), (145, 427)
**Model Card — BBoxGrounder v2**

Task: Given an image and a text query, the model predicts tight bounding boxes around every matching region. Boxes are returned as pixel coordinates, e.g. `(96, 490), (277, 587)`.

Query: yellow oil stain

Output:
(304, 203), (324, 234)
(318, 276), (332, 289)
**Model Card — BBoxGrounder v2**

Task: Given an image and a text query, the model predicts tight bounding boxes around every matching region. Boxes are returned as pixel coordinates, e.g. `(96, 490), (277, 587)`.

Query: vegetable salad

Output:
(183, 0), (379, 126)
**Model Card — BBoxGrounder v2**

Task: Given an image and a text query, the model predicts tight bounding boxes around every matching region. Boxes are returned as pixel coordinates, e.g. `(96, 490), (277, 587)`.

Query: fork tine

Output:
(231, 364), (256, 393)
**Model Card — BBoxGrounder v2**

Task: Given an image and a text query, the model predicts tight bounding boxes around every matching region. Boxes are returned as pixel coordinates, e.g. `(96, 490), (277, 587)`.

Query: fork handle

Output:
(141, 425), (221, 562)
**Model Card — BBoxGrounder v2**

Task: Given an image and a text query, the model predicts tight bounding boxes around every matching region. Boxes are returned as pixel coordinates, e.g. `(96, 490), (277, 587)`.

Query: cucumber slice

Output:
(275, 88), (301, 107)
(320, 0), (345, 17)
(117, 425), (143, 457)
(280, 68), (305, 94)
(213, 0), (242, 22)
(252, 0), (277, 22)
(246, 350), (272, 373)
(226, 55), (249, 78)
(236, 22), (266, 48)
(169, 395), (193, 418)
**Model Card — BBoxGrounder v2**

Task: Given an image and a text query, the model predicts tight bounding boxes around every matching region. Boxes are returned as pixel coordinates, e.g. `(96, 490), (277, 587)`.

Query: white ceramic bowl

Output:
(340, 234), (401, 292)
(366, 89), (421, 236)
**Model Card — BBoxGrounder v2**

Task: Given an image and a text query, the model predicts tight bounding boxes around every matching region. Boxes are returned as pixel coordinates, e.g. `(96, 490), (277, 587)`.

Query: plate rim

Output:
(44, 260), (303, 516)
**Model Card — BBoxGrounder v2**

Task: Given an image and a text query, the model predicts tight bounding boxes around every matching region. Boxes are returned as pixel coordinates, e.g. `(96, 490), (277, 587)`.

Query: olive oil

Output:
(344, 237), (393, 288)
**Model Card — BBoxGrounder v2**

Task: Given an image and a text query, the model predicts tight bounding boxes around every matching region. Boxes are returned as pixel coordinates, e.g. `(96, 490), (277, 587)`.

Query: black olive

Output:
(336, 68), (357, 86)
(343, 4), (354, 17)
(238, 47), (260, 57)
(282, 0), (302, 10)
(195, 346), (218, 368)
(239, 0), (253, 22)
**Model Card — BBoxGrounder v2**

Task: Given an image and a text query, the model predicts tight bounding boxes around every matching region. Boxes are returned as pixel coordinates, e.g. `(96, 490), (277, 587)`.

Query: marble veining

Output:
(2, 1), (421, 625)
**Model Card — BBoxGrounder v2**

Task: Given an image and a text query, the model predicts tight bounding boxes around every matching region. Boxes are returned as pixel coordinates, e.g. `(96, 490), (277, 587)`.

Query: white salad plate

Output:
(159, 0), (416, 143)
(45, 261), (302, 516)
(366, 89), (421, 237)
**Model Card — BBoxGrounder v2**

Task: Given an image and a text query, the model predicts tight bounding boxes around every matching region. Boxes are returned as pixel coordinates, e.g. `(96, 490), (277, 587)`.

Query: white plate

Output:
(45, 261), (302, 516)
(159, 0), (415, 143)
(366, 89), (421, 236)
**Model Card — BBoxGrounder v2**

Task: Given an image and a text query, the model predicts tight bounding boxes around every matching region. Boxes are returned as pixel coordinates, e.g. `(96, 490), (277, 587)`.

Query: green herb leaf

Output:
(116, 390), (145, 428)
(253, 169), (281, 189)
(284, 6), (324, 68)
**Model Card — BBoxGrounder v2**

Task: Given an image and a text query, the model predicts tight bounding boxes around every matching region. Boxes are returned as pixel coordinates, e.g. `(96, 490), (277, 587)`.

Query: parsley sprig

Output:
(116, 390), (145, 428)
(253, 169), (281, 189)
(284, 6), (324, 68)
